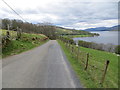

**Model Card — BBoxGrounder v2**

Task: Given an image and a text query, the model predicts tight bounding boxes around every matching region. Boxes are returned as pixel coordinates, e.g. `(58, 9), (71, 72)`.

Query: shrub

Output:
(115, 45), (120, 54)
(59, 36), (75, 45)
(78, 40), (116, 53)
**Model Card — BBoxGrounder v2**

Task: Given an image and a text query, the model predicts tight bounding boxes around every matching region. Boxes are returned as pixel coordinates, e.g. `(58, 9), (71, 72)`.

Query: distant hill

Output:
(84, 25), (120, 31)
(107, 25), (120, 31)
(84, 27), (108, 31)
(55, 26), (94, 35)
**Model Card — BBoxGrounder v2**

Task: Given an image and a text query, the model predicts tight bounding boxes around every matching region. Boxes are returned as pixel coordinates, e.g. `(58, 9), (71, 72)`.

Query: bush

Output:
(78, 40), (116, 53)
(78, 40), (94, 49)
(59, 36), (75, 45)
(115, 45), (120, 54)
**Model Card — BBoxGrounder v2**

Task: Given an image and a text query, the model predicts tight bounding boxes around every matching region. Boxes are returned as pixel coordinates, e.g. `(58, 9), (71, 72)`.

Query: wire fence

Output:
(60, 38), (110, 86)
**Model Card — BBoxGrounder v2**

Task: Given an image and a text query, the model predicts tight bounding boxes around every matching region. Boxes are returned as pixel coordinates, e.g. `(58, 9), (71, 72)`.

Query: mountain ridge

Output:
(84, 25), (120, 31)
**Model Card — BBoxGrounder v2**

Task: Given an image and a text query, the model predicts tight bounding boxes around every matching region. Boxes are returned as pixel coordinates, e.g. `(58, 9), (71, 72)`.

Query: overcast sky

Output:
(0, 0), (119, 29)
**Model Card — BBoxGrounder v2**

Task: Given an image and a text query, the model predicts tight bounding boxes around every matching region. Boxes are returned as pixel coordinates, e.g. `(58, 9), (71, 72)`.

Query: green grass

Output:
(56, 28), (72, 34)
(1, 29), (49, 58)
(63, 35), (92, 38)
(1, 29), (46, 39)
(2, 39), (48, 58)
(58, 40), (118, 88)
(55, 27), (94, 36)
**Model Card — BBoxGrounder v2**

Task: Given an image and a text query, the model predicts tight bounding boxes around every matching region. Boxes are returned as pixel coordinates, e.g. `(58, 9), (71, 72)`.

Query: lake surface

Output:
(73, 31), (119, 45)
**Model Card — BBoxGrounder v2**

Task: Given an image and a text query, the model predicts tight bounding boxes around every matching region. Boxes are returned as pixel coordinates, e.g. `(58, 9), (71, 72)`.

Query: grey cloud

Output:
(0, 1), (118, 29)
(39, 2), (117, 26)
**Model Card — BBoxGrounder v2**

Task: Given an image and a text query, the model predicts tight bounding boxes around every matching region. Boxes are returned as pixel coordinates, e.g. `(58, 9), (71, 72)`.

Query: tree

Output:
(2, 19), (57, 39)
(115, 45), (120, 54)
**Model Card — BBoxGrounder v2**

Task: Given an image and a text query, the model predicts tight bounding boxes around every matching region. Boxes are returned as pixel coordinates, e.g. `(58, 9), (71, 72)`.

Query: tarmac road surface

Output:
(2, 40), (82, 88)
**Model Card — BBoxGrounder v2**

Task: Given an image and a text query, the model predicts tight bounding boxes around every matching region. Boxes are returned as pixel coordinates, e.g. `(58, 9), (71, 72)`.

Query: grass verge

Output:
(57, 40), (118, 88)
(2, 29), (49, 58)
(2, 40), (48, 58)
(63, 35), (92, 38)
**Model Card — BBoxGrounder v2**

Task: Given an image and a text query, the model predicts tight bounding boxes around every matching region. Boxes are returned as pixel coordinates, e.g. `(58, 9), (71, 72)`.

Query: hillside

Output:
(55, 26), (99, 37)
(84, 25), (120, 31)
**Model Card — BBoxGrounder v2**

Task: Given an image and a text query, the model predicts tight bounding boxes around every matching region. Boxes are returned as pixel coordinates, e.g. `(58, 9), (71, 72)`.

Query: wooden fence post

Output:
(17, 27), (18, 33)
(6, 31), (10, 38)
(84, 53), (89, 70)
(70, 43), (72, 51)
(5, 31), (10, 44)
(7, 24), (10, 38)
(16, 27), (19, 39)
(16, 27), (22, 39)
(19, 28), (22, 38)
(77, 46), (80, 62)
(67, 41), (69, 47)
(68, 41), (70, 48)
(7, 24), (9, 31)
(65, 40), (67, 47)
(100, 60), (110, 84)
(71, 44), (74, 57)
(67, 40), (68, 47)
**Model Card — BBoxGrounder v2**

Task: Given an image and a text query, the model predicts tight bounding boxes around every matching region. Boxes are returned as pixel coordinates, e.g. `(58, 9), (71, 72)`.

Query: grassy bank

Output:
(58, 40), (118, 88)
(2, 29), (49, 58)
(62, 35), (93, 38)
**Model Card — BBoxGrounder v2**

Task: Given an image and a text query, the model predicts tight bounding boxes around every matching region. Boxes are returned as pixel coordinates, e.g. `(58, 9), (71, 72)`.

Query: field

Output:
(1, 29), (48, 58)
(56, 28), (73, 34)
(55, 27), (95, 36)
(58, 40), (118, 88)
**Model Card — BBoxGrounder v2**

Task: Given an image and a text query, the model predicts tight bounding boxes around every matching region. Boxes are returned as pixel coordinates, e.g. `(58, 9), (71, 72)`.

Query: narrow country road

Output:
(2, 40), (82, 88)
